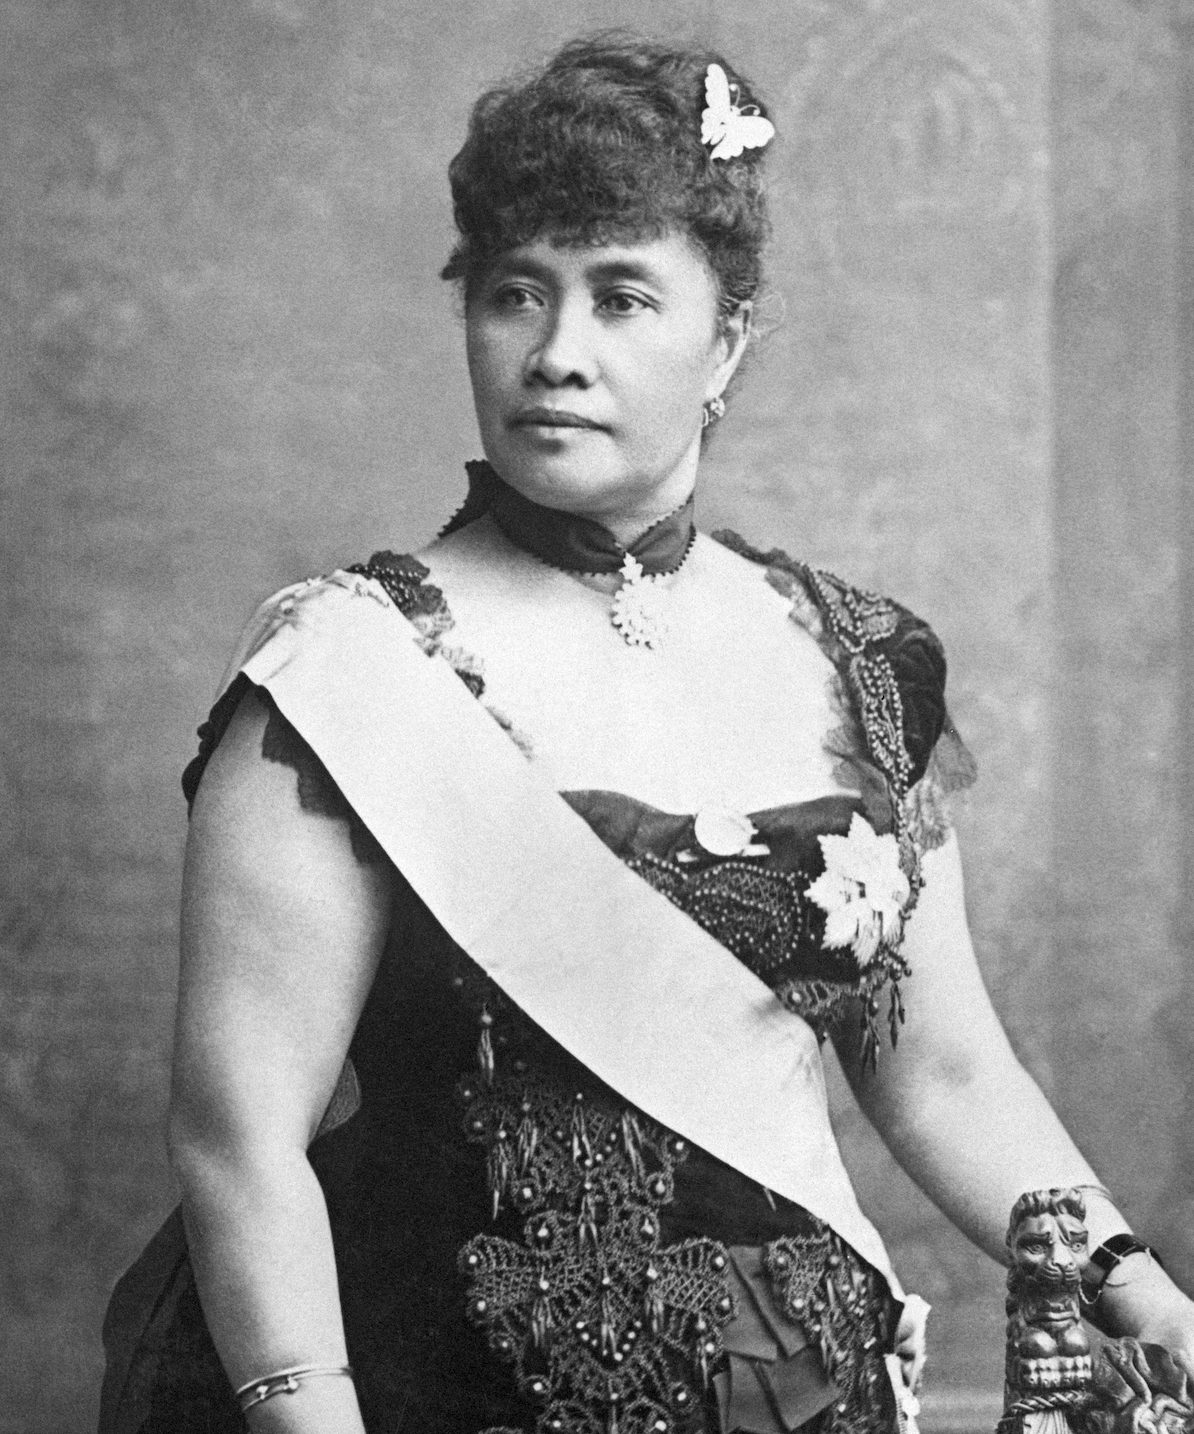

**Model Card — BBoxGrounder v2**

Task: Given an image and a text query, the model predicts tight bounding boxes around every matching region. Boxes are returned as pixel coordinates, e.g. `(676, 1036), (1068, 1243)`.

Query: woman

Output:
(100, 34), (1194, 1434)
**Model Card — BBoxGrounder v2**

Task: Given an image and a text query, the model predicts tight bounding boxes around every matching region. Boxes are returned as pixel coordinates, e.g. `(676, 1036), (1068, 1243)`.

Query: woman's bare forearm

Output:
(836, 833), (1133, 1259)
(836, 831), (1194, 1367)
(172, 1134), (366, 1434)
(848, 1044), (1124, 1262)
(850, 1044), (1194, 1368)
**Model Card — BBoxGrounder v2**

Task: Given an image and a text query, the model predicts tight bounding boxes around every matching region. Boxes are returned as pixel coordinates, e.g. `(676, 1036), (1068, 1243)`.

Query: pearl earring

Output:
(701, 395), (726, 428)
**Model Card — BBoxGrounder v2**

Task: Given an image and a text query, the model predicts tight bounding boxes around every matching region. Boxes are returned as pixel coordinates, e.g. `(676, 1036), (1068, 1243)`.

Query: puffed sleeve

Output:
(882, 610), (977, 849)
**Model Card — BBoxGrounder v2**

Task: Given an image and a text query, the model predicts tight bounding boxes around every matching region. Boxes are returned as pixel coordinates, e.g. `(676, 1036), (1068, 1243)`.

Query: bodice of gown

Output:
(162, 535), (975, 1434)
(303, 781), (897, 1434)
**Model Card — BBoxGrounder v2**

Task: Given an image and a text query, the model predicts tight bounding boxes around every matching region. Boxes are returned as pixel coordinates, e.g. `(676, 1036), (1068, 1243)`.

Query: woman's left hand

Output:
(1098, 1256), (1194, 1379)
(1131, 1310), (1194, 1381)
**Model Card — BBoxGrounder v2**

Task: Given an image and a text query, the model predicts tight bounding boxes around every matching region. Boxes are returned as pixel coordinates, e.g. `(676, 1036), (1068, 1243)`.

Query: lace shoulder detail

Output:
(259, 695), (386, 864)
(903, 714), (977, 850)
(181, 552), (526, 862)
(712, 530), (976, 851)
(348, 550), (532, 752)
(346, 551), (468, 672)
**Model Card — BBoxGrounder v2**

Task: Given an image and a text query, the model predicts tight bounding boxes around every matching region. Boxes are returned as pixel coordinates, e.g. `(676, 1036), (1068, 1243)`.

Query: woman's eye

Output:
(494, 285), (541, 311)
(599, 290), (650, 316)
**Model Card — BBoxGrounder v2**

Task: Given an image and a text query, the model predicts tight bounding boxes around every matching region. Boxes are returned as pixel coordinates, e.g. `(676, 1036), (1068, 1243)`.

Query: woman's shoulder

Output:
(179, 557), (441, 819)
(711, 530), (955, 776)
(708, 528), (977, 856)
(709, 527), (939, 642)
(706, 524), (943, 664)
(179, 544), (517, 821)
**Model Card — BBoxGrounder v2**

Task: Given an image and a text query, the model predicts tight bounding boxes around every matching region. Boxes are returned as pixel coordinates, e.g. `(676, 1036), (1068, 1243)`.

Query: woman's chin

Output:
(485, 442), (628, 514)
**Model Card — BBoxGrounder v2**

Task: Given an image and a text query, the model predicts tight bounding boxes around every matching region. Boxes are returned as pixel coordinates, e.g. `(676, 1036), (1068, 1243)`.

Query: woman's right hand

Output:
(169, 687), (395, 1431)
(894, 1293), (931, 1394)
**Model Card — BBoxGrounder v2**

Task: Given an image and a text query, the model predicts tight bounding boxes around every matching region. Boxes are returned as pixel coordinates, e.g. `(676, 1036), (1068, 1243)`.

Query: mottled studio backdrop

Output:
(2, 0), (1193, 1430)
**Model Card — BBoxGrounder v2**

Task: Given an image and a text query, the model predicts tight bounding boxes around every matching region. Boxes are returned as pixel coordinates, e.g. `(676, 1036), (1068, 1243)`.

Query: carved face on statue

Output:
(1009, 1208), (1088, 1320)
(1004, 1190), (1093, 1402)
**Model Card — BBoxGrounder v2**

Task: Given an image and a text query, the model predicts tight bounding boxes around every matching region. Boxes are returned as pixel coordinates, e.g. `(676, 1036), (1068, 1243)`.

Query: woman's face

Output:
(465, 231), (749, 531)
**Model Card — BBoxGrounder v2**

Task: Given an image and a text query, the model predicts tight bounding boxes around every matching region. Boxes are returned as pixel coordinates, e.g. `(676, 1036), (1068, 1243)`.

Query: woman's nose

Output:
(526, 300), (598, 387)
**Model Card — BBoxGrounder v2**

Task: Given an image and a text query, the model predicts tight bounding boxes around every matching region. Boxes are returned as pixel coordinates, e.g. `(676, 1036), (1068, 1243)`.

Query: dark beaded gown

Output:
(99, 535), (974, 1434)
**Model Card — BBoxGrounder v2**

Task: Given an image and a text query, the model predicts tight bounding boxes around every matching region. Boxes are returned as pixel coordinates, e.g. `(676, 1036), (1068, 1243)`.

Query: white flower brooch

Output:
(805, 813), (912, 967)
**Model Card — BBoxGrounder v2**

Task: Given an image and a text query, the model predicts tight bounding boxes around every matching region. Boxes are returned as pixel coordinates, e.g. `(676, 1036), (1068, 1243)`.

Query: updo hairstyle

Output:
(442, 33), (772, 322)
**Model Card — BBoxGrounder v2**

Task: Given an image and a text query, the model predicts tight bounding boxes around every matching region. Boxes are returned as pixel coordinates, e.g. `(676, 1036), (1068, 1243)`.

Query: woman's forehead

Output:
(486, 231), (713, 286)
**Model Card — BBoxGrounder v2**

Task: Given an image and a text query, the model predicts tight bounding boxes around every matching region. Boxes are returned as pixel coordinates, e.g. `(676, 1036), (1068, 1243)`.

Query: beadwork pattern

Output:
(347, 551), (533, 754)
(710, 532), (943, 1066)
(777, 565), (922, 1064)
(176, 541), (962, 1434)
(805, 568), (911, 829)
(346, 552), (456, 656)
(764, 1228), (896, 1434)
(342, 544), (927, 1069)
(625, 851), (863, 1041)
(452, 976), (901, 1434)
(458, 1068), (733, 1434)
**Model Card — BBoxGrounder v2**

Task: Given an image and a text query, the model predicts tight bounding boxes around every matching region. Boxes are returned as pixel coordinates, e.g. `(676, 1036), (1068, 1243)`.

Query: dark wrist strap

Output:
(1082, 1234), (1165, 1307)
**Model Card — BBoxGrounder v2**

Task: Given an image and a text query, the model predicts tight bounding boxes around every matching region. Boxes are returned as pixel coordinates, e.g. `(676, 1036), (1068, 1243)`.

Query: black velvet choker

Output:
(442, 460), (697, 577)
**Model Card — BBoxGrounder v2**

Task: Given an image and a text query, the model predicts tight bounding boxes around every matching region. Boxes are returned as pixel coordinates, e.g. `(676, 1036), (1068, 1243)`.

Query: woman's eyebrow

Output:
(583, 258), (663, 285)
(487, 254), (664, 286)
(484, 256), (553, 286)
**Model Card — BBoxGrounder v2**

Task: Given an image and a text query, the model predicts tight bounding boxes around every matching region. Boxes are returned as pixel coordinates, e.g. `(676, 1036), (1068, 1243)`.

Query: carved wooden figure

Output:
(1084, 1341), (1194, 1434)
(997, 1192), (1194, 1434)
(998, 1189), (1095, 1434)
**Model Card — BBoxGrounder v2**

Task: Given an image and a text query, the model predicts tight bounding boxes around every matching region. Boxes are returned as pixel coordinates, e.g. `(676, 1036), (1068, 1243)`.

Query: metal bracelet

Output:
(1080, 1234), (1165, 1308)
(235, 1363), (354, 1413)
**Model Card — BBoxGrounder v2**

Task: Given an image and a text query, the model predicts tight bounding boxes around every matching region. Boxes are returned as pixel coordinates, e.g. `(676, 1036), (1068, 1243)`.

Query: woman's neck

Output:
(584, 500), (691, 549)
(448, 461), (697, 578)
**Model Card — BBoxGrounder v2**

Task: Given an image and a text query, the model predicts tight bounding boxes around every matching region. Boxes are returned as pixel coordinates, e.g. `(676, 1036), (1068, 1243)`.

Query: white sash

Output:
(224, 573), (902, 1296)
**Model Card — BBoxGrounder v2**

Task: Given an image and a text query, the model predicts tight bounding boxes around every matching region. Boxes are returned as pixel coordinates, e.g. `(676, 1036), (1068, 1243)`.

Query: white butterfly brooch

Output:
(700, 62), (775, 161)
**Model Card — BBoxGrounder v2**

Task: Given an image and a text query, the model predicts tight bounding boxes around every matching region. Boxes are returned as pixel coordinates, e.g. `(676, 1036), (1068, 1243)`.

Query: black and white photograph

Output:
(2, 3), (1192, 1432)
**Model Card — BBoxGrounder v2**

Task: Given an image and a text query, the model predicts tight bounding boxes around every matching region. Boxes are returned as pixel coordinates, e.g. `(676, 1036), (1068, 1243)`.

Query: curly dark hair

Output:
(442, 33), (772, 318)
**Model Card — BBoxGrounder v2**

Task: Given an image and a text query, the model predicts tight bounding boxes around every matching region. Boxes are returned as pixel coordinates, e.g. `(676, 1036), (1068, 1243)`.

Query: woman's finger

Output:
(894, 1294), (932, 1393)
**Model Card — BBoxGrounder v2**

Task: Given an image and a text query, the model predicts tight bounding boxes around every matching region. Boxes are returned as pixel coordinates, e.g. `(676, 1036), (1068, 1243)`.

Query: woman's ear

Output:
(710, 301), (753, 398)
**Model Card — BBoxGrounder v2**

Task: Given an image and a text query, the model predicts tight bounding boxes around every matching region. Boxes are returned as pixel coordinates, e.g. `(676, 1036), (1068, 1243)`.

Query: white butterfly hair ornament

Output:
(700, 62), (775, 162)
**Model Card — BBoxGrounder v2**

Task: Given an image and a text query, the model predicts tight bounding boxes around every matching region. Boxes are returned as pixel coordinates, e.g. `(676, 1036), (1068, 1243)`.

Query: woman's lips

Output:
(510, 407), (605, 430)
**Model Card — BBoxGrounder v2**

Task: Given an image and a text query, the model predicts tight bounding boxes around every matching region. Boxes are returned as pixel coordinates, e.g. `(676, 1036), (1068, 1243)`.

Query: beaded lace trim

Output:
(710, 533), (967, 1065)
(343, 546), (927, 1432)
(246, 546), (957, 1061)
(805, 570), (912, 812)
(451, 964), (898, 1434)
(764, 1230), (895, 1434)
(346, 551), (534, 755)
(458, 1062), (733, 1434)
(625, 850), (879, 1044)
(804, 567), (919, 1063)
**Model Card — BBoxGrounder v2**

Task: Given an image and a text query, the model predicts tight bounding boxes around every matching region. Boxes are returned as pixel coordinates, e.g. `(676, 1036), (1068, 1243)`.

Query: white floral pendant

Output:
(804, 813), (911, 967)
(609, 553), (670, 649)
